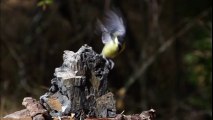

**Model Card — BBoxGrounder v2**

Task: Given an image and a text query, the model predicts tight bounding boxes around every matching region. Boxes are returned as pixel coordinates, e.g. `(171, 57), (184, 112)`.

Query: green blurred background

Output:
(0, 0), (212, 119)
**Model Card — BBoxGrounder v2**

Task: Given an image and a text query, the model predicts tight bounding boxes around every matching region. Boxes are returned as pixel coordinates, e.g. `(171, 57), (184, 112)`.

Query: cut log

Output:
(40, 44), (115, 118)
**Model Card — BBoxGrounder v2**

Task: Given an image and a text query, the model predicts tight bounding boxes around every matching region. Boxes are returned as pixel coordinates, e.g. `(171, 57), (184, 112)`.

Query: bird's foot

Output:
(102, 55), (114, 69)
(108, 59), (114, 69)
(105, 58), (114, 69)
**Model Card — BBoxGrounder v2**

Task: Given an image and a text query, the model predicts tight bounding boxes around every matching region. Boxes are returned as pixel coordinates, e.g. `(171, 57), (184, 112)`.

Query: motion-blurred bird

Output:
(97, 9), (126, 68)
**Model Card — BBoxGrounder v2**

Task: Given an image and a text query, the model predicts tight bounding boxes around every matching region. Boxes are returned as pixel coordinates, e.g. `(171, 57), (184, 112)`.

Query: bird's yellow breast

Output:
(101, 40), (119, 58)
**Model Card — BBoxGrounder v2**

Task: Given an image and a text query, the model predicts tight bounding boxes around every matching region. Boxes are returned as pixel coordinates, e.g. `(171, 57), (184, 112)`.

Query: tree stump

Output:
(40, 44), (116, 118)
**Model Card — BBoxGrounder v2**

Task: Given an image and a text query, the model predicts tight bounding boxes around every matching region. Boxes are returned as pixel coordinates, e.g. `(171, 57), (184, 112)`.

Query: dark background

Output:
(0, 0), (212, 119)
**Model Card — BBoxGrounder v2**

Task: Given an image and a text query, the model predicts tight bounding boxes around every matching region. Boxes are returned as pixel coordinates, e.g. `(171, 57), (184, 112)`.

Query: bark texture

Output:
(40, 44), (116, 118)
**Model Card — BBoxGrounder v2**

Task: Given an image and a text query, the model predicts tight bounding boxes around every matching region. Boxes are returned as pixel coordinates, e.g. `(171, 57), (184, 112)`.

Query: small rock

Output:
(22, 97), (47, 117)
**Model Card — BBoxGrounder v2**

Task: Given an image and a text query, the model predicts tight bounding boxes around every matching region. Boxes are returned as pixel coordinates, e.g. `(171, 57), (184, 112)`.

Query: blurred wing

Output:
(97, 19), (112, 44)
(97, 19), (107, 33)
(102, 32), (112, 44)
(104, 10), (126, 37)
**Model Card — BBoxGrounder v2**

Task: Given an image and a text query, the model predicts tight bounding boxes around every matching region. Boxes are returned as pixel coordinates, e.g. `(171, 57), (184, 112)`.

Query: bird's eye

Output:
(117, 36), (124, 43)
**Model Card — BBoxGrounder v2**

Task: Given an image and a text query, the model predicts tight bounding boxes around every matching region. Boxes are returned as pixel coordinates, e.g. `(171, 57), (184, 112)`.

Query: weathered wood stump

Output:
(40, 44), (116, 118)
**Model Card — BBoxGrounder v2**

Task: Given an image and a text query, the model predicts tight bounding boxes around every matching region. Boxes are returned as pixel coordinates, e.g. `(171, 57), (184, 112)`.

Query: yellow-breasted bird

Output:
(98, 10), (126, 58)
(97, 10), (126, 68)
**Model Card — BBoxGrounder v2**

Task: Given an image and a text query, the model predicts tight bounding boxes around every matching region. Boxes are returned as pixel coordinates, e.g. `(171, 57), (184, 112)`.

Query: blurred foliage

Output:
(37, 0), (53, 10)
(183, 25), (212, 111)
(0, 0), (212, 119)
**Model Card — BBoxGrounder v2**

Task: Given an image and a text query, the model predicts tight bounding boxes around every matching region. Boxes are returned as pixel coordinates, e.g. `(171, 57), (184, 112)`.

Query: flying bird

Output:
(97, 9), (126, 59)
